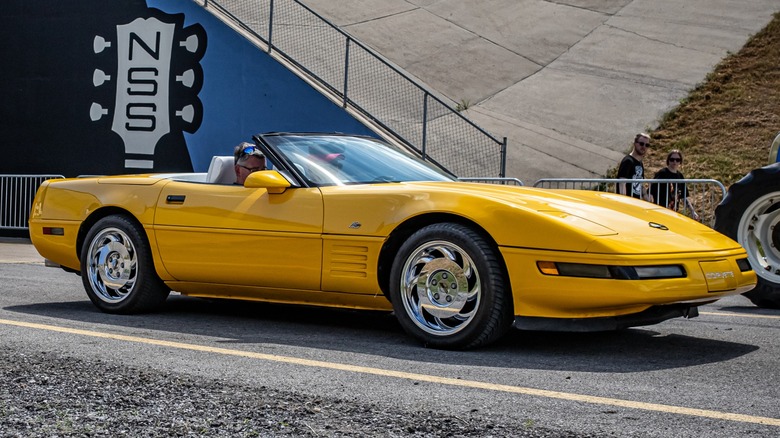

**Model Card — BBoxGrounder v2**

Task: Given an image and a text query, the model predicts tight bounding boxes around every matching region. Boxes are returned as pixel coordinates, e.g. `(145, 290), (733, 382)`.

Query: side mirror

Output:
(244, 170), (291, 193)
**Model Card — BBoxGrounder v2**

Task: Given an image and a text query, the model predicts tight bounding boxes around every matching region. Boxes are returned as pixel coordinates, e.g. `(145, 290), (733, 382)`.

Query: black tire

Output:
(715, 163), (780, 308)
(80, 215), (170, 313)
(389, 223), (513, 349)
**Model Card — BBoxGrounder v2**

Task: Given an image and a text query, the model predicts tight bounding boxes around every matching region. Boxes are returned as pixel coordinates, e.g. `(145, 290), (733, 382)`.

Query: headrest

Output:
(206, 156), (236, 184)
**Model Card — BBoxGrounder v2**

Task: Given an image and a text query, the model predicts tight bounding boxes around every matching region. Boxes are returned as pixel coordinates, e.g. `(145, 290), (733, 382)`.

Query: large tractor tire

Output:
(715, 163), (780, 308)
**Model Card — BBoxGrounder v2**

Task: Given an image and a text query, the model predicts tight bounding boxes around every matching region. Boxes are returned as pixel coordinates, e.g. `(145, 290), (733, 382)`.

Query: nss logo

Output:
(90, 10), (206, 171)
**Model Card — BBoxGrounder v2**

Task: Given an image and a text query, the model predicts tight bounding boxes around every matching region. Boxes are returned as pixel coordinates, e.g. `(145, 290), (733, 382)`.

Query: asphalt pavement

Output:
(2, 248), (778, 437)
(303, 0), (780, 183)
(0, 237), (41, 264)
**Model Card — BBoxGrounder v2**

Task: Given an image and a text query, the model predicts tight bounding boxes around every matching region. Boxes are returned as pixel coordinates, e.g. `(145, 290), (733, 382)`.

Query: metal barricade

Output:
(533, 178), (726, 227)
(458, 177), (524, 186)
(0, 175), (65, 230)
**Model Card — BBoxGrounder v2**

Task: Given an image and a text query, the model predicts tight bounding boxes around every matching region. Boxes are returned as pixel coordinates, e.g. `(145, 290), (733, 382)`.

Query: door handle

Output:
(166, 195), (186, 204)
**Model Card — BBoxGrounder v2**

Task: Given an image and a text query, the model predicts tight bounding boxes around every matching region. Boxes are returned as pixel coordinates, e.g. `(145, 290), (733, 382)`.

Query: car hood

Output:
(407, 182), (741, 254)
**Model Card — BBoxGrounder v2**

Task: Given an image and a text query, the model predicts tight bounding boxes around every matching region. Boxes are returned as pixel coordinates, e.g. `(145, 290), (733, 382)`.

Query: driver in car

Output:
(233, 142), (266, 185)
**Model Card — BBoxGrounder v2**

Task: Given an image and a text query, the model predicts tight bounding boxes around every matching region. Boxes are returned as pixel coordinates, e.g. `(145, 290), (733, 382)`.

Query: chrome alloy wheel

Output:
(738, 192), (780, 285)
(399, 240), (480, 336)
(85, 227), (138, 303)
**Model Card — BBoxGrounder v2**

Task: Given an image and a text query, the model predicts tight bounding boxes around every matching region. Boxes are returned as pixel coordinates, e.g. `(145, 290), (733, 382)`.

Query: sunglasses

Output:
(668, 157), (682, 163)
(240, 145), (259, 157)
(636, 141), (650, 147)
(239, 164), (264, 172)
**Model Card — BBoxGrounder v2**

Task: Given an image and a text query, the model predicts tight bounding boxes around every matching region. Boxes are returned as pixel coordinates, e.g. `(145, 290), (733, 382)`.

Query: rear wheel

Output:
(389, 223), (513, 349)
(715, 163), (780, 308)
(80, 215), (169, 313)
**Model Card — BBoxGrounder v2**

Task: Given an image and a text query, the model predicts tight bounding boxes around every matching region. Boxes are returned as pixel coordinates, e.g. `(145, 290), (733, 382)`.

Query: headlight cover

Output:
(537, 261), (686, 280)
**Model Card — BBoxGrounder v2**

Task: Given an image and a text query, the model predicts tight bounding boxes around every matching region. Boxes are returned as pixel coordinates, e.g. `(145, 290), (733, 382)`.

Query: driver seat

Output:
(206, 156), (235, 184)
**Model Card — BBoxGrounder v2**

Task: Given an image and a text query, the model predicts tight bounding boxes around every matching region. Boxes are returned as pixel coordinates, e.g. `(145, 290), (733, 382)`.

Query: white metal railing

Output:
(533, 178), (726, 227)
(0, 175), (65, 230)
(459, 177), (524, 186)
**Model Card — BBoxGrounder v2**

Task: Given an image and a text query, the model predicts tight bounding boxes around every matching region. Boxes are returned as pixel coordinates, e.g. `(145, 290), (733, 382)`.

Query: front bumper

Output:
(500, 246), (755, 318)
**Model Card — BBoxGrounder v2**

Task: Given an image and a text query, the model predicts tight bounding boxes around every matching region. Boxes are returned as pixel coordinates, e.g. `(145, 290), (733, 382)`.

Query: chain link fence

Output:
(197, 0), (507, 177)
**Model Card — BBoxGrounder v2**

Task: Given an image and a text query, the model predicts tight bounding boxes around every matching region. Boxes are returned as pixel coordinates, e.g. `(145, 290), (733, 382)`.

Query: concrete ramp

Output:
(303, 0), (780, 182)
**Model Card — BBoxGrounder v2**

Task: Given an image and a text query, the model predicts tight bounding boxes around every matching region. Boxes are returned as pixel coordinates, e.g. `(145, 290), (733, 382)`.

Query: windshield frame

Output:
(253, 133), (456, 188)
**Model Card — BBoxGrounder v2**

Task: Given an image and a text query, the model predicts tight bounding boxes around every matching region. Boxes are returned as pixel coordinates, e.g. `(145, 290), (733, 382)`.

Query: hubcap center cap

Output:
(417, 259), (469, 318)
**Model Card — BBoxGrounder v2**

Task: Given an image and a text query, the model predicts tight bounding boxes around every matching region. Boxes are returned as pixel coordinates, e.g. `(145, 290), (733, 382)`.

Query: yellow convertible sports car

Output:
(30, 133), (756, 349)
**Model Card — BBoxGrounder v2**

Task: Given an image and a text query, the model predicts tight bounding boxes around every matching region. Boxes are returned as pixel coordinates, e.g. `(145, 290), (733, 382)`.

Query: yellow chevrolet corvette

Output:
(30, 133), (755, 349)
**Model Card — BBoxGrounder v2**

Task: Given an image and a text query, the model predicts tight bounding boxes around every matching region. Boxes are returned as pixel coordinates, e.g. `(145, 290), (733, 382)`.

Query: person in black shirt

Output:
(617, 133), (653, 202)
(651, 150), (700, 221)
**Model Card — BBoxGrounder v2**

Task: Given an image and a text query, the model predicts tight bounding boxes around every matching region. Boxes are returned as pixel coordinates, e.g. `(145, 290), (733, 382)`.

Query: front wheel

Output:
(715, 163), (780, 308)
(389, 223), (513, 349)
(80, 215), (170, 313)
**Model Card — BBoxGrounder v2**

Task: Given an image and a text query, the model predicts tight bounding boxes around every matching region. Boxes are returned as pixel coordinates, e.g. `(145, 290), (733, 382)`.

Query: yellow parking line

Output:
(700, 311), (780, 320)
(1, 318), (778, 427)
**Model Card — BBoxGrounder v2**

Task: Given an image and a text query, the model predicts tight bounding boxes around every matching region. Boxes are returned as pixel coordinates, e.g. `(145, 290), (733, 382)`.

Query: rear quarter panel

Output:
(29, 177), (167, 272)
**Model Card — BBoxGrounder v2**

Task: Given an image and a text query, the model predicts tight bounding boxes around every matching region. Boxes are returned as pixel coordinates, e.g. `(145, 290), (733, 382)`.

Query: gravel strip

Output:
(0, 347), (594, 437)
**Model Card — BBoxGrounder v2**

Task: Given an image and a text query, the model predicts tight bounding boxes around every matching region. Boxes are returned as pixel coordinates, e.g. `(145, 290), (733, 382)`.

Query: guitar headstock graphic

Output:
(90, 10), (206, 171)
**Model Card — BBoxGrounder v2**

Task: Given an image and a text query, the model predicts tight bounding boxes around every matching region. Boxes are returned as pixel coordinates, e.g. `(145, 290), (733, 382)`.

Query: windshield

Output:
(261, 134), (455, 186)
